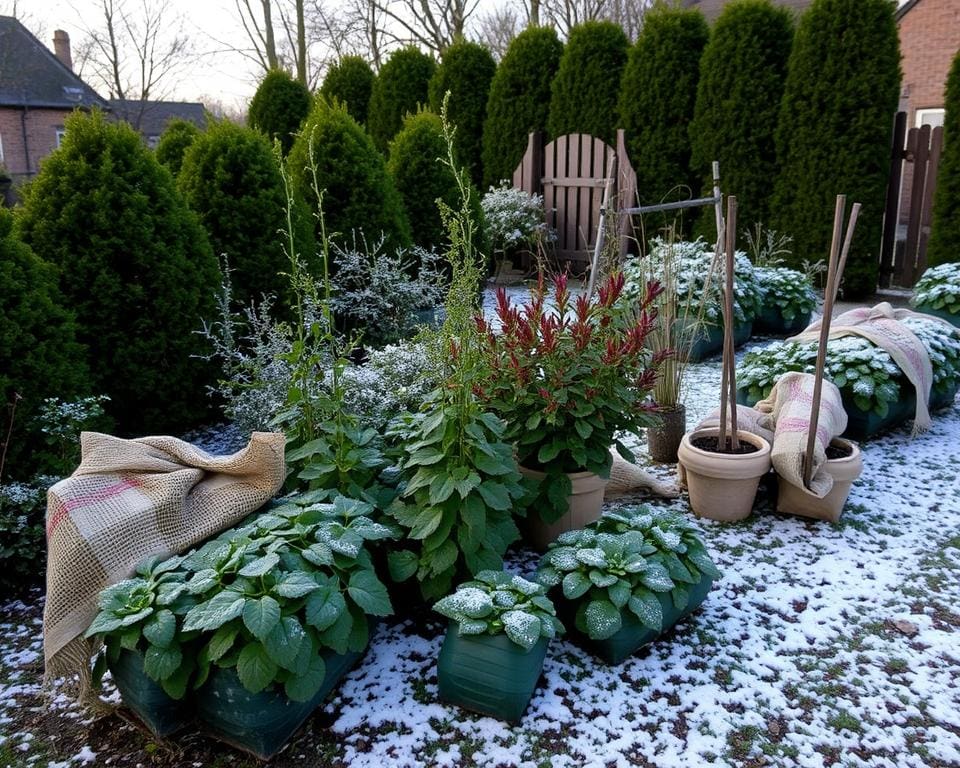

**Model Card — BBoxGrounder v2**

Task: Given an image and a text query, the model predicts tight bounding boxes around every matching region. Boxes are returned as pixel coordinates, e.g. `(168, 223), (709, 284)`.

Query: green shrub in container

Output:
(434, 570), (563, 721)
(911, 263), (960, 328)
(754, 266), (818, 335)
(536, 505), (720, 664)
(87, 493), (395, 758)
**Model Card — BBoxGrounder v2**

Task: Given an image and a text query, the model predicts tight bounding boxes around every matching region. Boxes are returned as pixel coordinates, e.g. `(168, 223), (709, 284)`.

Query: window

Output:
(55, 128), (67, 147)
(916, 108), (945, 129)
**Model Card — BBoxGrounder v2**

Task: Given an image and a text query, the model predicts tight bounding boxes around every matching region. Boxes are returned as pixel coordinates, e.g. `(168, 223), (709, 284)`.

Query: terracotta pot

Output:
(647, 405), (686, 463)
(518, 467), (607, 550)
(677, 428), (771, 522)
(776, 438), (862, 523)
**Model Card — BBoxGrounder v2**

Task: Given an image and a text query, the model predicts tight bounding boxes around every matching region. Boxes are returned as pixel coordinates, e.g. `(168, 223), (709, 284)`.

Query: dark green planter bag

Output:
(195, 646), (365, 760)
(109, 649), (193, 737)
(755, 305), (811, 336)
(437, 625), (549, 722)
(914, 303), (960, 329)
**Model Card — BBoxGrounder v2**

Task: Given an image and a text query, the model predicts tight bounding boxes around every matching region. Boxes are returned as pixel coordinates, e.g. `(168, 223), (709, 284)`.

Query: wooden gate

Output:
(512, 131), (636, 270)
(879, 112), (945, 288)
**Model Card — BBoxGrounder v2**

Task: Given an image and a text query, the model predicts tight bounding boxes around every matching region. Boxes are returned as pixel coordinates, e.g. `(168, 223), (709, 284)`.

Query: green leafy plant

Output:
(247, 69), (311, 155)
(478, 271), (665, 523)
(754, 266), (817, 323)
(384, 98), (525, 601)
(0, 479), (54, 593)
(433, 570), (563, 650)
(912, 263), (960, 316)
(928, 48), (960, 267)
(481, 182), (555, 257)
(367, 46), (436, 153)
(155, 118), (201, 177)
(33, 396), (111, 478)
(87, 493), (395, 701)
(536, 506), (720, 640)
(320, 55), (375, 126)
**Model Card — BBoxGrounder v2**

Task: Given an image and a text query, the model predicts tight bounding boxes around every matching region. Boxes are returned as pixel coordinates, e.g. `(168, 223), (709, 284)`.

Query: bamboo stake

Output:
(833, 203), (862, 304)
(802, 196), (847, 488)
(723, 196), (739, 450)
(586, 154), (618, 300)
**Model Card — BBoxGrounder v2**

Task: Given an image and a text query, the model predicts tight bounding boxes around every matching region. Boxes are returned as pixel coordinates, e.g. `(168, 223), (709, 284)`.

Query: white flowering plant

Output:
(623, 238), (764, 326)
(912, 263), (960, 316)
(433, 570), (563, 650)
(535, 506), (719, 641)
(481, 182), (555, 254)
(754, 266), (818, 323)
(737, 316), (960, 416)
(0, 478), (56, 593)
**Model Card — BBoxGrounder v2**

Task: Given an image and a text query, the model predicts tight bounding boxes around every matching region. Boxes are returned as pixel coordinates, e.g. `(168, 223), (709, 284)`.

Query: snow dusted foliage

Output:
(480, 182), (555, 254)
(433, 570), (563, 650)
(738, 316), (960, 416)
(754, 266), (818, 322)
(912, 262), (960, 317)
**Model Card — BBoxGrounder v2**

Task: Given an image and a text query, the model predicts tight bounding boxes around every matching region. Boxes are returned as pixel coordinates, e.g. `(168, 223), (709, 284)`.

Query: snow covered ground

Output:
(2, 344), (959, 767)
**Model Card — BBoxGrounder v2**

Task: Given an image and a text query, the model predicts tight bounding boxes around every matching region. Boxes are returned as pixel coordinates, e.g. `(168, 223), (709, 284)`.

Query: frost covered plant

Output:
(0, 479), (53, 593)
(754, 266), (818, 323)
(87, 492), (395, 701)
(481, 182), (555, 254)
(34, 395), (111, 477)
(623, 238), (764, 326)
(433, 570), (563, 650)
(737, 317), (960, 417)
(329, 234), (447, 348)
(912, 263), (960, 317)
(536, 506), (720, 641)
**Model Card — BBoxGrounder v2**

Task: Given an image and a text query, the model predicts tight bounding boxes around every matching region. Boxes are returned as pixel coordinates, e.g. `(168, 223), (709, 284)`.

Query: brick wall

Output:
(0, 106), (71, 180)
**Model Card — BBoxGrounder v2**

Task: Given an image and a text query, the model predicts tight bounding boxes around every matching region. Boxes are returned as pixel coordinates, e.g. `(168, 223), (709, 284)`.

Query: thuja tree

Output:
(288, 97), (411, 254)
(17, 110), (220, 435)
(247, 69), (311, 155)
(689, 0), (793, 230)
(547, 21), (629, 145)
(928, 48), (960, 267)
(618, 6), (709, 208)
(482, 26), (563, 188)
(320, 55), (375, 126)
(155, 118), (201, 177)
(428, 40), (497, 186)
(367, 46), (436, 153)
(178, 120), (312, 314)
(387, 109), (463, 251)
(772, 0), (901, 297)
(1, 210), (90, 480)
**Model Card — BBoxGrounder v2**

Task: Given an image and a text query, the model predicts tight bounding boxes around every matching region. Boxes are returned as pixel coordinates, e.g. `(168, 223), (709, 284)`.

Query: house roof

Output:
(681, 0), (813, 22)
(0, 16), (107, 109)
(896, 0), (920, 20)
(108, 99), (206, 136)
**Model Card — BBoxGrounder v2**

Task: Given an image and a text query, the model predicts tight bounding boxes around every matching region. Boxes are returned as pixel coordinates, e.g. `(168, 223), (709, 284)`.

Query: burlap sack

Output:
(755, 372), (847, 497)
(695, 406), (775, 445)
(605, 449), (680, 499)
(43, 431), (285, 696)
(791, 303), (947, 434)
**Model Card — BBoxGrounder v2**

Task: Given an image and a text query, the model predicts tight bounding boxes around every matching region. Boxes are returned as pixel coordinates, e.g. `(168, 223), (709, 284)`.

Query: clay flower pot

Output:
(677, 428), (771, 522)
(647, 404), (686, 463)
(518, 467), (608, 550)
(776, 438), (862, 523)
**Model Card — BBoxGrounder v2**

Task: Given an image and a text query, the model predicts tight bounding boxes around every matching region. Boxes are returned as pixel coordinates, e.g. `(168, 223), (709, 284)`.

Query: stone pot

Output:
(647, 405), (686, 463)
(776, 438), (862, 523)
(518, 466), (608, 550)
(677, 428), (771, 522)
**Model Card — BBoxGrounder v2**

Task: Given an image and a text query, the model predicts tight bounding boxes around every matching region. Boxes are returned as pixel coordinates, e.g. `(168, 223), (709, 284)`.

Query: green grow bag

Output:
(733, 319), (753, 348)
(754, 305), (811, 336)
(562, 574), (714, 665)
(686, 320), (753, 362)
(931, 381), (959, 411)
(436, 625), (549, 722)
(914, 302), (960, 329)
(109, 649), (192, 737)
(195, 646), (365, 760)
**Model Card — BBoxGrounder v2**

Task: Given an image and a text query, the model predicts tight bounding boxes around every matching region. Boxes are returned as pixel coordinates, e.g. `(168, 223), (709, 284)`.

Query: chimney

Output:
(53, 30), (73, 71)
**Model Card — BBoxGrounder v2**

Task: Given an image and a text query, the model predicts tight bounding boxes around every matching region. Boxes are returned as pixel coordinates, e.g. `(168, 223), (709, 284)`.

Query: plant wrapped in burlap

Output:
(43, 431), (285, 699)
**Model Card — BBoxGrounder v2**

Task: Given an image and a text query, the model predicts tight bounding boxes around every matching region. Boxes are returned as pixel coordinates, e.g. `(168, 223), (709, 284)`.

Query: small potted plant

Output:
(433, 570), (563, 721)
(912, 263), (960, 328)
(535, 506), (720, 665)
(478, 271), (667, 549)
(754, 266), (818, 335)
(481, 182), (555, 275)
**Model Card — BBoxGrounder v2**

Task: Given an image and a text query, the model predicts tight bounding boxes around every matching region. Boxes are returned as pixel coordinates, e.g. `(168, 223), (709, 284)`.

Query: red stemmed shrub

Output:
(477, 272), (668, 522)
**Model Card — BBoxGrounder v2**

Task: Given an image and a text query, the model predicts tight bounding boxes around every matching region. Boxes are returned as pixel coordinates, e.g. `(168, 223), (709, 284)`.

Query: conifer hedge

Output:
(689, 0), (793, 231)
(547, 21), (628, 145)
(288, 97), (411, 254)
(771, 0), (901, 297)
(618, 7), (709, 208)
(428, 40), (496, 185)
(482, 26), (563, 189)
(928, 48), (960, 267)
(367, 46), (436, 153)
(155, 118), (201, 177)
(16, 111), (220, 435)
(247, 69), (311, 154)
(320, 55), (375, 126)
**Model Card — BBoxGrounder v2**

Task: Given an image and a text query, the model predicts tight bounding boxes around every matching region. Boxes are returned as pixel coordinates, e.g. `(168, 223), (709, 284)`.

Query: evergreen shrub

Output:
(247, 69), (311, 154)
(928, 48), (960, 266)
(367, 46), (436, 153)
(320, 55), (376, 126)
(155, 118), (201, 177)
